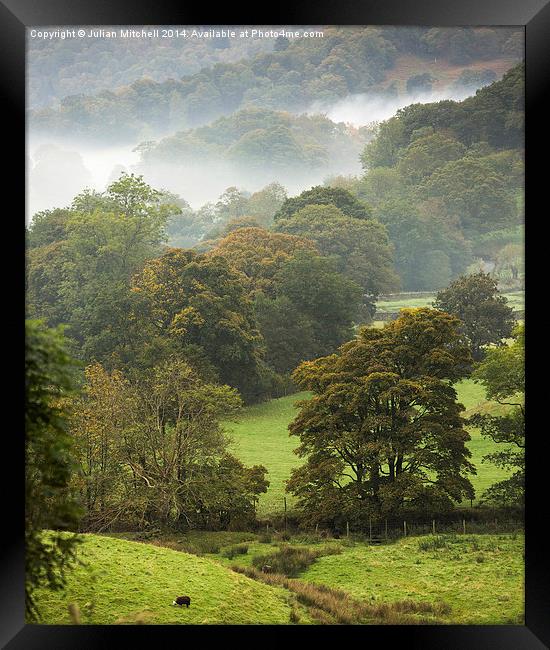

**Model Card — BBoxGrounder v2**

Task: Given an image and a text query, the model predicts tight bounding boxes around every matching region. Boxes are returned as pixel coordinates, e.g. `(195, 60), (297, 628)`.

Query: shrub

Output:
(289, 607), (301, 624)
(251, 544), (341, 577)
(176, 539), (221, 555)
(134, 528), (162, 541)
(418, 536), (449, 552)
(291, 532), (323, 545)
(252, 545), (319, 577)
(221, 544), (249, 559)
(270, 530), (292, 542)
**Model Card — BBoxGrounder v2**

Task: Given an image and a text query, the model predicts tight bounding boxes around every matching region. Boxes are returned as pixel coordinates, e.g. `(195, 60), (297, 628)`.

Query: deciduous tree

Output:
(274, 203), (399, 313)
(434, 272), (515, 360)
(470, 324), (524, 505)
(130, 248), (264, 401)
(70, 359), (267, 530)
(208, 226), (316, 296)
(274, 185), (373, 221)
(287, 308), (474, 527)
(25, 320), (82, 620)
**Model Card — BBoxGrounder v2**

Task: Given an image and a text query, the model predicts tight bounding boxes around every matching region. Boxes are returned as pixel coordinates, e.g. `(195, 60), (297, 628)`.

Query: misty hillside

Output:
(343, 63), (524, 290)
(139, 108), (369, 165)
(28, 27), (276, 109)
(363, 63), (525, 160)
(29, 26), (522, 143)
(26, 27), (525, 629)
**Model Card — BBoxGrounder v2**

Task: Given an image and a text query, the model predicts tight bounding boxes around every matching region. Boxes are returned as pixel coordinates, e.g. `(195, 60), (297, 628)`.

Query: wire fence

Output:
(351, 518), (524, 543)
(262, 512), (524, 543)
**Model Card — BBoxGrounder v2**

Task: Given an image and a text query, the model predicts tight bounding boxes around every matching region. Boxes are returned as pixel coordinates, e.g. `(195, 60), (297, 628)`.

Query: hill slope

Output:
(33, 534), (296, 624)
(225, 392), (309, 515)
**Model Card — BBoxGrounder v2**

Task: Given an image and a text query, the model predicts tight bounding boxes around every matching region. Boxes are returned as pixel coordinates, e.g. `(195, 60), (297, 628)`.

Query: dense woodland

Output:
(30, 26), (522, 141)
(28, 28), (275, 109)
(25, 34), (524, 621)
(138, 109), (372, 173)
(325, 64), (524, 290)
(140, 64), (524, 291)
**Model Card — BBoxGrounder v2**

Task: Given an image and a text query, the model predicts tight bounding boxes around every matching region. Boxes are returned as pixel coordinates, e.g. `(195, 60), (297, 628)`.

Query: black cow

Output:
(173, 595), (191, 608)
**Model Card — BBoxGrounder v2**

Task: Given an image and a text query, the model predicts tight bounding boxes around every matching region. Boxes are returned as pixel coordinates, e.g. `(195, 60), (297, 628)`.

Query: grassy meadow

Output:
(209, 533), (524, 625)
(34, 533), (304, 625)
(374, 290), (524, 319)
(36, 530), (523, 625)
(224, 392), (309, 514)
(297, 534), (524, 624)
(224, 379), (513, 515)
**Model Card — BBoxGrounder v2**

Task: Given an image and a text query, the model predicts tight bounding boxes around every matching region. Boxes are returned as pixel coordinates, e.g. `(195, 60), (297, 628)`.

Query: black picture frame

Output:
(4, 1), (548, 647)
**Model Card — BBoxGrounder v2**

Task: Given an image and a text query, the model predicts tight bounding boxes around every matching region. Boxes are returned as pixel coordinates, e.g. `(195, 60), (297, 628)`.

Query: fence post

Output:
(385, 519), (388, 541)
(315, 523), (318, 534)
(432, 519), (436, 535)
(404, 521), (407, 537)
(369, 517), (372, 542)
(283, 497), (287, 532)
(346, 521), (350, 538)
(68, 603), (81, 625)
(463, 519), (466, 535)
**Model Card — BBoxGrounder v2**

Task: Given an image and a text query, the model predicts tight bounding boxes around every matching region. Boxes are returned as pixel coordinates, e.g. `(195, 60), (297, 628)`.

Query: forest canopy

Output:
(30, 27), (523, 142)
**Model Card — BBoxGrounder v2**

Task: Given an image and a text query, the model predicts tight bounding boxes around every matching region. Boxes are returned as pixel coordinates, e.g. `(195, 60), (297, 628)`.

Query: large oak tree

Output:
(287, 308), (475, 527)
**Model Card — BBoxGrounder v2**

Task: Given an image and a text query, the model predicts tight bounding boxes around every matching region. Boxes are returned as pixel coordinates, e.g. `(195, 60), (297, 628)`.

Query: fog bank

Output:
(307, 87), (478, 127)
(27, 84), (483, 222)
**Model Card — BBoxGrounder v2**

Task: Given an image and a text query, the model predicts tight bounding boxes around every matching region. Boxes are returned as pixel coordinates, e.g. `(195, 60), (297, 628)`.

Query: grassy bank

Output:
(85, 530), (524, 625)
(32, 533), (300, 625)
(298, 533), (524, 624)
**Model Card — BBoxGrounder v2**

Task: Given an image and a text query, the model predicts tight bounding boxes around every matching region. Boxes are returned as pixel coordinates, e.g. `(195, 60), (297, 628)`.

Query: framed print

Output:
(4, 0), (549, 646)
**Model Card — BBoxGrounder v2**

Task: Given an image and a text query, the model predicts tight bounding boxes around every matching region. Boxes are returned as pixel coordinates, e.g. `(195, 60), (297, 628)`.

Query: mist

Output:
(27, 84), (482, 224)
(27, 136), (361, 220)
(27, 137), (142, 222)
(307, 86), (480, 127)
(27, 132), (365, 221)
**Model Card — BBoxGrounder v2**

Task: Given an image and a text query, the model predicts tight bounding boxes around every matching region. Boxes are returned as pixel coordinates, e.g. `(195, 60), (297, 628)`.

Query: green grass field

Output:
(225, 380), (512, 514)
(224, 392), (310, 515)
(375, 290), (524, 317)
(33, 533), (299, 625)
(206, 532), (523, 624)
(35, 530), (524, 625)
(299, 534), (524, 624)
